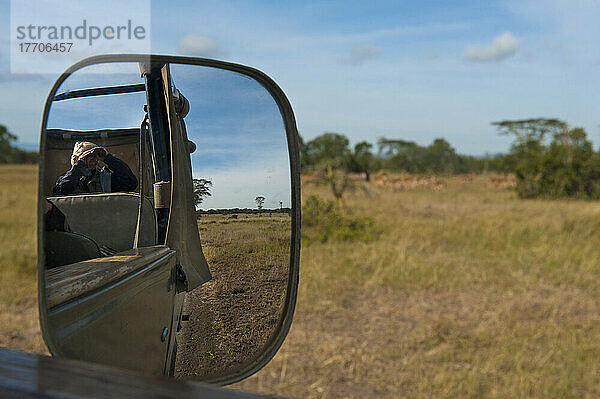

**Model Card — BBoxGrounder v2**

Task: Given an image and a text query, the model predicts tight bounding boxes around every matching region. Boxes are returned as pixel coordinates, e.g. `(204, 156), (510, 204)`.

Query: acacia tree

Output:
(377, 138), (425, 172)
(299, 132), (355, 199)
(192, 178), (212, 209)
(255, 196), (265, 210)
(302, 132), (351, 169)
(492, 119), (600, 198)
(377, 137), (465, 174)
(348, 141), (376, 181)
(425, 138), (459, 174)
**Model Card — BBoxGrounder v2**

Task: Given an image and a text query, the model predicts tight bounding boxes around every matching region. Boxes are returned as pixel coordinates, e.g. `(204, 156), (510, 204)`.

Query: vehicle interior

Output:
(43, 126), (156, 269)
(39, 65), (176, 309)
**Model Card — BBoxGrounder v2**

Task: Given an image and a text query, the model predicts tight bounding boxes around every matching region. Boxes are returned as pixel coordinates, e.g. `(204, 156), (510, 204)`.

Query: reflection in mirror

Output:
(40, 60), (293, 382)
(168, 65), (291, 379)
(43, 63), (148, 266)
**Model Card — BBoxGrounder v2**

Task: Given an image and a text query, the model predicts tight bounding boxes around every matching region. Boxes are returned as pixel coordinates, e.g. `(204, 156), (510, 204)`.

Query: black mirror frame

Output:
(37, 54), (301, 386)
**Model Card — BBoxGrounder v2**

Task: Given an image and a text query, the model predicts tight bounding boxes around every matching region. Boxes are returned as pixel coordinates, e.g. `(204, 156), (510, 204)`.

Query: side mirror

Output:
(38, 55), (300, 385)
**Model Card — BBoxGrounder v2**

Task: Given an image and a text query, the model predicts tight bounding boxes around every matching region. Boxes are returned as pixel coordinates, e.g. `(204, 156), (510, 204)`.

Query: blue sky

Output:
(1, 0), (599, 155)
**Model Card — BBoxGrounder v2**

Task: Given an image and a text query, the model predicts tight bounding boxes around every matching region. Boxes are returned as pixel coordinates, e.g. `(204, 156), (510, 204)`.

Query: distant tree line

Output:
(0, 125), (37, 164)
(300, 119), (600, 199)
(299, 132), (512, 180)
(198, 208), (291, 216)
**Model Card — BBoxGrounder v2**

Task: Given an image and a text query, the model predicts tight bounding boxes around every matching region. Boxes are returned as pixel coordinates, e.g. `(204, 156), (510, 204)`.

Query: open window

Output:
(43, 68), (153, 268)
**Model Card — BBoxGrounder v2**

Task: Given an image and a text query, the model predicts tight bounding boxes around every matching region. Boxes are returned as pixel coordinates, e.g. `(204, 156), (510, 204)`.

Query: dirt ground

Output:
(175, 213), (291, 380)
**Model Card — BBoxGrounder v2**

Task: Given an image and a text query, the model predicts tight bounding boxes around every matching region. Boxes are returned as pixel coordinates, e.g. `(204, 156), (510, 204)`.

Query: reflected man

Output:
(53, 141), (138, 195)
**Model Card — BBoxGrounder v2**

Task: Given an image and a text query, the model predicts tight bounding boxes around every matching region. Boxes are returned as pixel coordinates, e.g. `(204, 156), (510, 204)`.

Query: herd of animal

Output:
(301, 172), (516, 192)
(372, 173), (447, 191)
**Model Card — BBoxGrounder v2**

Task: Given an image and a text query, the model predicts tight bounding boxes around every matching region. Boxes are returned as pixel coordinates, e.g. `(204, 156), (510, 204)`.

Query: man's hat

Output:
(71, 141), (104, 166)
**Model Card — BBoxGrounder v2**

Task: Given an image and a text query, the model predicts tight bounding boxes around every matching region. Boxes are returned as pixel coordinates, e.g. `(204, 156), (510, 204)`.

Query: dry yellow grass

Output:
(233, 175), (600, 398)
(4, 165), (600, 397)
(0, 164), (47, 354)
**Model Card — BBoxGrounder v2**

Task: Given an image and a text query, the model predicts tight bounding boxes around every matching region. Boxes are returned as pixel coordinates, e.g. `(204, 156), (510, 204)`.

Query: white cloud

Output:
(347, 44), (382, 65)
(464, 32), (520, 62)
(177, 34), (227, 57)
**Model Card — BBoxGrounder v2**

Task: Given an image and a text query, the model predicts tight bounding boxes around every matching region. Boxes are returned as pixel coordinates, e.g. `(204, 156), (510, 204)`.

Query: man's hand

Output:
(92, 147), (108, 161)
(74, 158), (88, 170)
(76, 152), (100, 171)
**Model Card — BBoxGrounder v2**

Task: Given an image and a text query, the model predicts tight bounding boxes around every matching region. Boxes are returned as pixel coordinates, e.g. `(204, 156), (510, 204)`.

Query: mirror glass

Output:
(40, 60), (294, 382)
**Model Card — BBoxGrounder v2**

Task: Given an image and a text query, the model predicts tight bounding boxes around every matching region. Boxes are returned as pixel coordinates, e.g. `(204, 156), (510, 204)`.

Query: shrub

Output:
(493, 119), (600, 199)
(301, 195), (379, 243)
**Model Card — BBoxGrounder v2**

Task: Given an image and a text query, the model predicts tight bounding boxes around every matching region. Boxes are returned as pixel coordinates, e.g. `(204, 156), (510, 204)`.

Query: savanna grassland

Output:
(3, 164), (600, 397)
(0, 165), (47, 354)
(233, 174), (600, 398)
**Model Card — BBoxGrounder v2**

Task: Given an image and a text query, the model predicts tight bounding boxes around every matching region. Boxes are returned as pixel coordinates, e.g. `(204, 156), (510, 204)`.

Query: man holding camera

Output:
(53, 141), (138, 195)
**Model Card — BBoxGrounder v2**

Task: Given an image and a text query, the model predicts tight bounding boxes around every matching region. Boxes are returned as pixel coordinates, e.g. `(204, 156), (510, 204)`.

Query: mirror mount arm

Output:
(133, 114), (149, 249)
(143, 65), (172, 244)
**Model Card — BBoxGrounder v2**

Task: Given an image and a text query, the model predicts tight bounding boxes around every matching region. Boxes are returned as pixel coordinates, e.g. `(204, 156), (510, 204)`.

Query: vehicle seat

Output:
(45, 231), (102, 269)
(47, 193), (157, 252)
